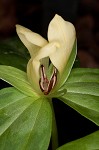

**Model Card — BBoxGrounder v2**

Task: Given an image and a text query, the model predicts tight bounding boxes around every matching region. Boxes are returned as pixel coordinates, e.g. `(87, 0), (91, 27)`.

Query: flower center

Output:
(39, 65), (57, 95)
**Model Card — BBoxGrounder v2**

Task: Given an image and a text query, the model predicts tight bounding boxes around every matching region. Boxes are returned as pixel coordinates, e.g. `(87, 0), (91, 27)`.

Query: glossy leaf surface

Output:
(0, 53), (28, 71)
(0, 87), (52, 150)
(60, 68), (99, 125)
(66, 68), (99, 83)
(0, 37), (30, 71)
(0, 65), (38, 97)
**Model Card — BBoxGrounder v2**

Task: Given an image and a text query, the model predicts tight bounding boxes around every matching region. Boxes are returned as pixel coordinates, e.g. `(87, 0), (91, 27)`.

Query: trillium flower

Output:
(16, 14), (76, 96)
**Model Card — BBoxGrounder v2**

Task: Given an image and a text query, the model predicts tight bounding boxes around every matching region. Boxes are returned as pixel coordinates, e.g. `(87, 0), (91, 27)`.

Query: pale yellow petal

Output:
(27, 58), (41, 94)
(16, 32), (40, 57)
(27, 42), (59, 93)
(16, 24), (48, 57)
(16, 25), (48, 46)
(48, 14), (76, 73)
(35, 41), (59, 60)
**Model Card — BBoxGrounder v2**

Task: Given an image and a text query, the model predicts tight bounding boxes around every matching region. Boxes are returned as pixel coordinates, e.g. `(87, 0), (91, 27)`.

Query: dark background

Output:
(0, 0), (99, 67)
(0, 0), (99, 147)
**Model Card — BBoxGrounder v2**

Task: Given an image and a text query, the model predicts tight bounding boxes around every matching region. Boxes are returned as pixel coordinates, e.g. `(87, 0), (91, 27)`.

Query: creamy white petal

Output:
(16, 25), (48, 47)
(27, 42), (59, 92)
(16, 32), (40, 57)
(35, 42), (59, 60)
(16, 25), (48, 57)
(27, 58), (41, 94)
(48, 14), (76, 73)
(17, 15), (76, 95)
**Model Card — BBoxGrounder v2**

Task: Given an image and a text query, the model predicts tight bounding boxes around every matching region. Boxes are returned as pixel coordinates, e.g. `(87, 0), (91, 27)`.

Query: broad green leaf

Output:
(0, 36), (29, 59)
(0, 87), (35, 135)
(0, 53), (28, 71)
(60, 93), (99, 125)
(66, 68), (99, 83)
(64, 82), (99, 96)
(59, 68), (99, 125)
(0, 65), (38, 97)
(0, 37), (30, 71)
(0, 87), (52, 150)
(57, 130), (99, 150)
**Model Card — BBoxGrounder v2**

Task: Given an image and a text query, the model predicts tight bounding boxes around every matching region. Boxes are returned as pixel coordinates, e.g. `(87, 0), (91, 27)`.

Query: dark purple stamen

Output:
(39, 65), (57, 95)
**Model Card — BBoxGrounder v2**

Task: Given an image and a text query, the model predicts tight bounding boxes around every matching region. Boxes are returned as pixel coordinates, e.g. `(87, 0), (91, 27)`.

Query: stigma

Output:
(39, 65), (57, 95)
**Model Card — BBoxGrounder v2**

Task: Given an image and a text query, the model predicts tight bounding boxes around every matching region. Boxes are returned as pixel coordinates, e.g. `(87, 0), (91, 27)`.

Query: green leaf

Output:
(0, 87), (34, 135)
(64, 82), (99, 96)
(59, 68), (99, 125)
(0, 65), (38, 97)
(0, 36), (29, 59)
(66, 68), (99, 83)
(0, 87), (52, 150)
(0, 53), (28, 71)
(57, 130), (99, 150)
(60, 93), (99, 125)
(0, 37), (30, 71)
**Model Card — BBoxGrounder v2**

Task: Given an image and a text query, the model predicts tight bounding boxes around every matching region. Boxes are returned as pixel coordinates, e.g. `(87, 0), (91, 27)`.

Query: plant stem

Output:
(50, 99), (58, 150)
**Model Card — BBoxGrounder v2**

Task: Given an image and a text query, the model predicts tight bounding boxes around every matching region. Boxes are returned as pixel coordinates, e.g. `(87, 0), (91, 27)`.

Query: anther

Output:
(39, 65), (57, 95)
